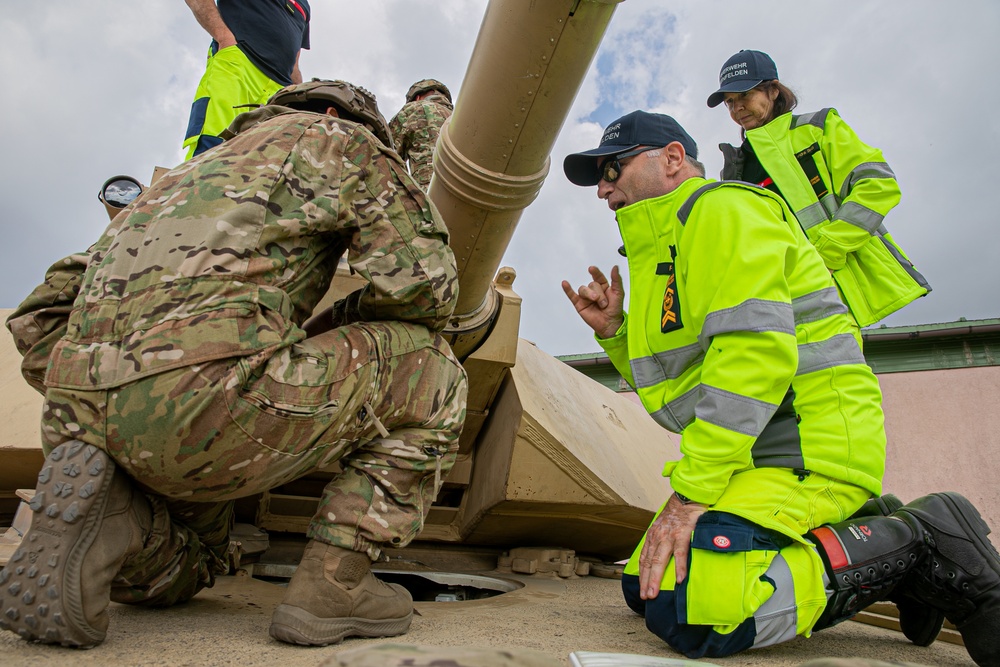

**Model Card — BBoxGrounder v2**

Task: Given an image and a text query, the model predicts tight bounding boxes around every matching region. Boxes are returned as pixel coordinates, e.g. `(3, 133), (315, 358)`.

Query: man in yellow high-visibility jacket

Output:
(560, 110), (1000, 665)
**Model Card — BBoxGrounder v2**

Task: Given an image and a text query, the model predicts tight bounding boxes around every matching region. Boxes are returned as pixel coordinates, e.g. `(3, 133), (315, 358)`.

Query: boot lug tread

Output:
(0, 441), (131, 648)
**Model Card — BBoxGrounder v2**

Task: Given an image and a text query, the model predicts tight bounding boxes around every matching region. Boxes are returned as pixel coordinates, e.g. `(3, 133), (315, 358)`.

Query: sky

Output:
(1, 1), (997, 357)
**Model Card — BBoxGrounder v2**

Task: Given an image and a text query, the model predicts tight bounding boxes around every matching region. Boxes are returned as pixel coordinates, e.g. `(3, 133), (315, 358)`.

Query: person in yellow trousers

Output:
(182, 0), (311, 159)
(708, 50), (930, 335)
(561, 110), (999, 665)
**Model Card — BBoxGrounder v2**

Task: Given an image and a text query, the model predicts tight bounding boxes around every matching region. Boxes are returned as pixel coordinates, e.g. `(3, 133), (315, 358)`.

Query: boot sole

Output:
(935, 492), (1000, 578)
(0, 441), (115, 647)
(268, 603), (413, 646)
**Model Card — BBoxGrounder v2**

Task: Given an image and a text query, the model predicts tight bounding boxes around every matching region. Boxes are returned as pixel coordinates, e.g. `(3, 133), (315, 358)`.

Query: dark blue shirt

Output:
(216, 0), (311, 86)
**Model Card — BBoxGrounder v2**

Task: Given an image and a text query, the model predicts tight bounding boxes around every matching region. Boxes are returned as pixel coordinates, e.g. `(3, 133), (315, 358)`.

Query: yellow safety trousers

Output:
(183, 45), (283, 160)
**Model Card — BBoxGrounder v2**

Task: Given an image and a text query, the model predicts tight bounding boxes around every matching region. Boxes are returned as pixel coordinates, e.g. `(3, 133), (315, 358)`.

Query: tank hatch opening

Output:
(374, 570), (522, 602)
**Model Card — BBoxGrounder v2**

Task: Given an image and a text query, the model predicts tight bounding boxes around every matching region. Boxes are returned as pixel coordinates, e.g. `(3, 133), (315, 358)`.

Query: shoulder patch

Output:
(656, 245), (683, 333)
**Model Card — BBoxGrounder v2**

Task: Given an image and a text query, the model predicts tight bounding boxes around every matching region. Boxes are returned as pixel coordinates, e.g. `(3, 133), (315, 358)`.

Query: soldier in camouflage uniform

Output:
(389, 79), (454, 189)
(1, 79), (468, 649)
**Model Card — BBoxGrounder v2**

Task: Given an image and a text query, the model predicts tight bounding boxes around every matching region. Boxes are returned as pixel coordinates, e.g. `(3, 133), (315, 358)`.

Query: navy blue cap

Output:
(563, 111), (698, 187)
(706, 50), (779, 108)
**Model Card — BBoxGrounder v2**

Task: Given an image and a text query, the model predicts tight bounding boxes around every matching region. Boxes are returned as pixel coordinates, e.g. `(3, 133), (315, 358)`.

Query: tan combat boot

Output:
(269, 540), (413, 646)
(0, 441), (151, 648)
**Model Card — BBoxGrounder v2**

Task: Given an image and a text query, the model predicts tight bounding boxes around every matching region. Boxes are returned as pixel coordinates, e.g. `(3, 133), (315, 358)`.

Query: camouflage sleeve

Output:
(388, 106), (412, 159)
(331, 125), (458, 332)
(5, 251), (89, 394)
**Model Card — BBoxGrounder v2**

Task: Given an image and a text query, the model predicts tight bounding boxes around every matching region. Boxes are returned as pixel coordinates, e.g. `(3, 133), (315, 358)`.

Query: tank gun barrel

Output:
(431, 0), (621, 357)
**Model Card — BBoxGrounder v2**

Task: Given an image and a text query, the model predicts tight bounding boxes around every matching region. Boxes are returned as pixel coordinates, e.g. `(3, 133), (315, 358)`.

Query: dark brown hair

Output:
(761, 79), (798, 120)
(738, 80), (800, 140)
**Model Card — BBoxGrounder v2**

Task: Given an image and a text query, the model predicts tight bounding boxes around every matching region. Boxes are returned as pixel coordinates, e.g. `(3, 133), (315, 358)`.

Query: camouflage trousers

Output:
(40, 321), (468, 606)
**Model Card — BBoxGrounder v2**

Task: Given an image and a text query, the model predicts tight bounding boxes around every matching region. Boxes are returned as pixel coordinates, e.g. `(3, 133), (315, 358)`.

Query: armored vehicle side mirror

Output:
(98, 175), (144, 220)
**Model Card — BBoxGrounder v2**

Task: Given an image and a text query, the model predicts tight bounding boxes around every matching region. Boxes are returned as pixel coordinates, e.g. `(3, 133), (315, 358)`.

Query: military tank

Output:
(0, 0), (675, 571)
(0, 2), (987, 663)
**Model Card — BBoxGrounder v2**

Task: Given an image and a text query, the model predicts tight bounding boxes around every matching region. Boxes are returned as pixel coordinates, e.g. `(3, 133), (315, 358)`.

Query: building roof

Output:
(559, 318), (1000, 388)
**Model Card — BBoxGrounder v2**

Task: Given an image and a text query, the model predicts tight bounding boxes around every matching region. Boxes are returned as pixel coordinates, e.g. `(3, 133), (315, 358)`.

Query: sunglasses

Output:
(601, 146), (659, 183)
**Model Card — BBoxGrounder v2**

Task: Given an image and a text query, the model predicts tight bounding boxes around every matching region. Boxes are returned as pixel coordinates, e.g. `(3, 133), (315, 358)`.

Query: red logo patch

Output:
(713, 535), (731, 549)
(860, 525), (872, 537)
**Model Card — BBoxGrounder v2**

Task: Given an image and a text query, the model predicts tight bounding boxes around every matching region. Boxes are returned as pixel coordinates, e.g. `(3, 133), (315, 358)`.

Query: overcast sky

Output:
(1, 1), (996, 357)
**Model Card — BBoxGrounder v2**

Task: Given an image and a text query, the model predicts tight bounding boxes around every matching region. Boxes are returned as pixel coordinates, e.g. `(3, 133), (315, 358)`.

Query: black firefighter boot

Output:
(849, 494), (944, 646)
(808, 492), (1000, 667)
(894, 493), (1000, 666)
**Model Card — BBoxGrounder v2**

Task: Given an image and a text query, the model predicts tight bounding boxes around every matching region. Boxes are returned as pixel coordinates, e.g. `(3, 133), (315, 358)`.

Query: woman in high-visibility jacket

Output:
(707, 50), (930, 329)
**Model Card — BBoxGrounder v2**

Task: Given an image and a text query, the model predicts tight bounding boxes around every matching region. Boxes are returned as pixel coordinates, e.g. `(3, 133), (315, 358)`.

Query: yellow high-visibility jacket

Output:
(720, 109), (930, 327)
(598, 178), (886, 505)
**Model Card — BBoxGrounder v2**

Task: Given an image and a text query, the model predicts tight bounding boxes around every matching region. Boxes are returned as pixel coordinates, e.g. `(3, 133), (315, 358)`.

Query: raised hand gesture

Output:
(561, 265), (625, 340)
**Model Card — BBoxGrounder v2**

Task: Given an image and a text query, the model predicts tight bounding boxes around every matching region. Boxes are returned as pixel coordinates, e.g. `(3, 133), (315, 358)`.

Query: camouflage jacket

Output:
(388, 92), (454, 189)
(6, 106), (458, 392)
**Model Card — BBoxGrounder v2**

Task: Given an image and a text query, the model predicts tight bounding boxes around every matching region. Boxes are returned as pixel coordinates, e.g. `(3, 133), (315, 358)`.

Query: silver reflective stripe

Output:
(696, 385), (777, 437)
(834, 201), (884, 234)
(840, 161), (896, 201)
(797, 333), (866, 375)
(791, 108), (830, 130)
(630, 343), (704, 388)
(794, 200), (829, 231)
(700, 299), (795, 348)
(752, 554), (799, 648)
(794, 194), (840, 223)
(879, 234), (932, 291)
(650, 386), (700, 433)
(792, 287), (847, 324)
(678, 182), (725, 225)
(818, 193), (839, 220)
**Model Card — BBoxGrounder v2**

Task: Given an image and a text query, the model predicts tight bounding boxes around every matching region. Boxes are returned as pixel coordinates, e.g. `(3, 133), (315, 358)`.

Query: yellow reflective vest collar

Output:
(721, 108), (930, 327)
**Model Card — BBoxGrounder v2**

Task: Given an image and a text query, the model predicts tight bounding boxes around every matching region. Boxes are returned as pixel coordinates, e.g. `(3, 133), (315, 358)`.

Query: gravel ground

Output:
(0, 572), (976, 667)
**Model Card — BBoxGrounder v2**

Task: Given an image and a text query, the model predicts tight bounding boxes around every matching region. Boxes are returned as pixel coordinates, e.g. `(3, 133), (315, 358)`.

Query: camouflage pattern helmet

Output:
(405, 78), (452, 104)
(268, 78), (393, 148)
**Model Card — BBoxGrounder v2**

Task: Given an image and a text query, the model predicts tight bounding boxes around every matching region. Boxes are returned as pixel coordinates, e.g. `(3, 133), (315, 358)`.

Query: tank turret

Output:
(260, 0), (675, 560)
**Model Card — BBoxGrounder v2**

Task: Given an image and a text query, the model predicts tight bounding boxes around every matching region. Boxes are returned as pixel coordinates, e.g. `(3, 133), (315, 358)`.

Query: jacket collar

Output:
(220, 105), (309, 140)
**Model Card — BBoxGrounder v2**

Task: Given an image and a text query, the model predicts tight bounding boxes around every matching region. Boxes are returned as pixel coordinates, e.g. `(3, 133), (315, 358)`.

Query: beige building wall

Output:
(611, 365), (1000, 530)
(878, 366), (1000, 528)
